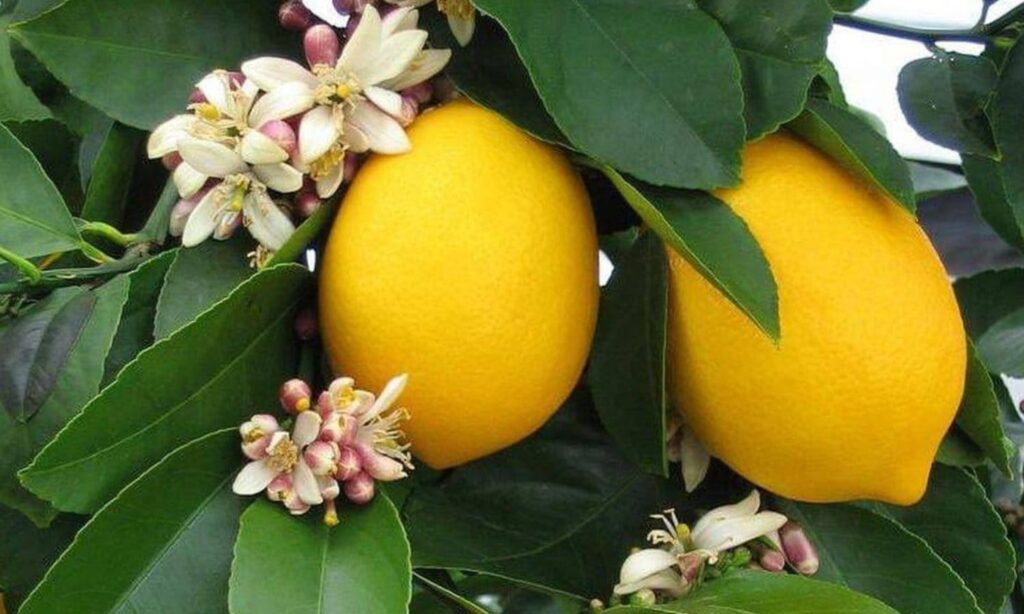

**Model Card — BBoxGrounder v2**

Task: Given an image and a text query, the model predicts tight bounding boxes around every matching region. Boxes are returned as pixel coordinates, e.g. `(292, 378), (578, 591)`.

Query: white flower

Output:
(613, 549), (684, 597)
(233, 410), (325, 508)
(386, 0), (476, 46)
(181, 173), (295, 251)
(666, 417), (712, 493)
(689, 491), (788, 558)
(241, 5), (450, 198)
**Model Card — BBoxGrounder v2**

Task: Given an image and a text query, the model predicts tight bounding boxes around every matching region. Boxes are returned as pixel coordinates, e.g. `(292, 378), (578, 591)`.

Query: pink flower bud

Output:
(294, 191), (322, 219)
(293, 307), (319, 341)
(396, 95), (419, 127)
(213, 210), (242, 240)
(259, 119), (298, 155)
(266, 474), (293, 502)
(304, 440), (340, 476)
(356, 443), (407, 482)
(343, 153), (361, 182)
(780, 522), (819, 575)
(402, 82), (434, 105)
(305, 24), (340, 68)
(757, 547), (786, 572)
(335, 446), (362, 481)
(320, 412), (357, 446)
(319, 476), (341, 501)
(317, 391), (333, 419)
(279, 0), (316, 31)
(161, 152), (183, 171)
(169, 198), (197, 238)
(344, 471), (375, 505)
(279, 378), (313, 414)
(678, 552), (703, 585)
(226, 71), (246, 89)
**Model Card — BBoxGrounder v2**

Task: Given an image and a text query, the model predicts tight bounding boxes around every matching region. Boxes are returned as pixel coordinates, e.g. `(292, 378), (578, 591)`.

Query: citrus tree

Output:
(1, 0), (1023, 612)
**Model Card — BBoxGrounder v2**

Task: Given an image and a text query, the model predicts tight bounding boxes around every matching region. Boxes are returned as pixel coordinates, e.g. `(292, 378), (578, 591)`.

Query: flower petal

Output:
(298, 105), (341, 164)
(356, 29), (428, 86)
(173, 162), (208, 199)
(365, 373), (408, 419)
(448, 11), (476, 47)
(253, 162), (304, 194)
(340, 121), (370, 153)
(178, 137), (248, 178)
(693, 511), (789, 554)
(196, 71), (232, 115)
(681, 429), (711, 493)
(292, 408), (323, 447)
(293, 459), (324, 505)
(381, 49), (451, 91)
(615, 548), (679, 591)
(316, 161), (345, 199)
(357, 443), (407, 481)
(181, 186), (222, 247)
(147, 114), (196, 158)
(691, 490), (762, 543)
(365, 85), (404, 118)
(241, 57), (319, 92)
(248, 82), (316, 128)
(232, 459), (278, 495)
(339, 4), (384, 80)
(243, 189), (296, 251)
(241, 130), (289, 165)
(346, 101), (410, 154)
(382, 6), (419, 36)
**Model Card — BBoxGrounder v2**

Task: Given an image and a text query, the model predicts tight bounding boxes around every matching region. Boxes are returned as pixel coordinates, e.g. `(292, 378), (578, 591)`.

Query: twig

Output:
(833, 14), (991, 44)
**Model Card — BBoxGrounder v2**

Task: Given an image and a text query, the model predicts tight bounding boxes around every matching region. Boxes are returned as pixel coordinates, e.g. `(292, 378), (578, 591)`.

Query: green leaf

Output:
(267, 198), (335, 267)
(10, 0), (296, 129)
(954, 268), (1024, 340)
(829, 0), (869, 12)
(936, 427), (987, 468)
(962, 155), (1024, 252)
(776, 500), (983, 614)
(20, 264), (308, 514)
(601, 168), (779, 339)
(811, 59), (848, 108)
(229, 496), (411, 614)
(909, 161), (967, 201)
(789, 98), (917, 213)
(698, 0), (833, 139)
(977, 307), (1024, 377)
(0, 276), (128, 525)
(5, 119), (85, 215)
(608, 570), (899, 613)
(475, 0), (744, 189)
(0, 506), (83, 610)
(956, 342), (1014, 475)
(898, 53), (998, 156)
(0, 15), (50, 122)
(870, 465), (1016, 614)
(154, 236), (255, 339)
(423, 9), (567, 146)
(0, 122), (82, 259)
(993, 37), (1024, 218)
(79, 121), (144, 225)
(589, 231), (668, 475)
(20, 429), (244, 614)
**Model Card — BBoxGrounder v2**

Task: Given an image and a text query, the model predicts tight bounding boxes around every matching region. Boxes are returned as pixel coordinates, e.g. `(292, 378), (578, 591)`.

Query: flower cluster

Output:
(148, 4), (450, 261)
(612, 491), (819, 606)
(232, 374), (413, 526)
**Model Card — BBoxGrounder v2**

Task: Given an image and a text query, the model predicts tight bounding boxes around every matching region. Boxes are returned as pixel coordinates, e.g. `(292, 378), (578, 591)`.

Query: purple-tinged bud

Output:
(283, 489), (311, 515)
(294, 307), (319, 341)
(189, 88), (207, 104)
(213, 210), (242, 240)
(240, 414), (280, 441)
(259, 119), (298, 155)
(305, 24), (341, 68)
(267, 474), (293, 502)
(323, 499), (340, 526)
(169, 197), (198, 238)
(226, 71), (246, 89)
(317, 391), (333, 418)
(304, 440), (340, 476)
(678, 552), (703, 585)
(320, 412), (357, 446)
(335, 446), (363, 481)
(279, 378), (313, 414)
(396, 95), (419, 127)
(402, 82), (434, 105)
(335, 0), (373, 14)
(320, 476), (341, 501)
(294, 191), (322, 219)
(757, 547), (786, 572)
(356, 442), (407, 481)
(279, 0), (316, 31)
(161, 152), (183, 171)
(345, 13), (362, 38)
(344, 471), (376, 505)
(343, 153), (361, 182)
(780, 522), (819, 575)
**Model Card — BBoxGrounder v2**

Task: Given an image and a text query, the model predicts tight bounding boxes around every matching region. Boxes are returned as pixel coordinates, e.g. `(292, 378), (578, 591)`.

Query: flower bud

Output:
(213, 210), (242, 240)
(343, 153), (361, 182)
(305, 24), (341, 68)
(344, 13), (362, 38)
(294, 307), (319, 341)
(283, 489), (312, 515)
(756, 546), (786, 572)
(161, 152), (183, 171)
(304, 440), (340, 476)
(335, 0), (373, 14)
(169, 197), (198, 237)
(402, 82), (434, 105)
(189, 88), (207, 104)
(344, 471), (376, 505)
(294, 191), (322, 219)
(677, 552), (703, 585)
(323, 499), (340, 527)
(780, 522), (819, 575)
(279, 0), (316, 31)
(320, 412), (357, 446)
(628, 589), (657, 608)
(335, 446), (363, 481)
(259, 119), (298, 155)
(319, 476), (341, 501)
(356, 442), (407, 481)
(396, 95), (419, 127)
(240, 414), (280, 441)
(279, 378), (313, 414)
(266, 474), (293, 502)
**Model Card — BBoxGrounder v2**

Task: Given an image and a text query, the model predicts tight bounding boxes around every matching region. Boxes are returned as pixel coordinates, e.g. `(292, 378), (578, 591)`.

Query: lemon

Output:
(668, 132), (966, 505)
(319, 100), (598, 468)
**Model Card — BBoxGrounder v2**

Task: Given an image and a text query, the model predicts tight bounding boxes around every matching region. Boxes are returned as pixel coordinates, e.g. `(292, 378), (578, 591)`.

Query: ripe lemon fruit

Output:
(668, 132), (966, 505)
(319, 100), (598, 468)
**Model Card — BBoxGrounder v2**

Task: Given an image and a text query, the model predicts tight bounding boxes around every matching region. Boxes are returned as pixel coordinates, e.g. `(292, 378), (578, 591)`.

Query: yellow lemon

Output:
(319, 100), (598, 468)
(668, 132), (966, 505)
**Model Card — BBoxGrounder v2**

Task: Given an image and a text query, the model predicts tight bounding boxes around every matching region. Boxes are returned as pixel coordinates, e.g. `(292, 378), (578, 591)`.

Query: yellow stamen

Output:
(193, 103), (221, 122)
(267, 438), (299, 473)
(243, 428), (264, 444)
(336, 83), (353, 99)
(309, 143), (347, 181)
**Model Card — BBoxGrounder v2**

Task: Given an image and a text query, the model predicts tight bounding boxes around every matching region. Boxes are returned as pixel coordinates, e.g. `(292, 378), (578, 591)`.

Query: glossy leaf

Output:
(602, 168), (779, 339)
(776, 500), (983, 614)
(20, 429), (244, 614)
(909, 161), (967, 202)
(698, 0), (833, 139)
(10, 0), (296, 129)
(829, 0), (869, 11)
(898, 53), (998, 156)
(79, 122), (144, 225)
(936, 427), (987, 468)
(962, 155), (1024, 252)
(0, 506), (83, 610)
(475, 0), (744, 189)
(993, 37), (1024, 218)
(955, 343), (1014, 475)
(20, 265), (308, 513)
(589, 231), (668, 475)
(5, 119), (85, 215)
(0, 123), (82, 259)
(0, 277), (128, 525)
(954, 268), (1024, 340)
(229, 496), (411, 614)
(789, 98), (916, 213)
(0, 15), (50, 122)
(977, 308), (1024, 377)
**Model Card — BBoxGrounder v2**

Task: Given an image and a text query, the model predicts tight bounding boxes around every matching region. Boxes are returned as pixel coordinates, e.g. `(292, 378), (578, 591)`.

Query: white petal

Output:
(346, 101), (410, 154)
(693, 511), (789, 554)
(244, 189), (296, 251)
(292, 406), (323, 447)
(249, 82), (316, 128)
(293, 460), (324, 505)
(382, 6), (418, 36)
(232, 459), (278, 495)
(299, 105), (341, 164)
(241, 130), (289, 165)
(196, 71), (232, 115)
(448, 11), (476, 47)
(365, 374), (408, 419)
(691, 490), (762, 543)
(316, 162), (345, 199)
(241, 57), (319, 92)
(181, 186), (222, 247)
(357, 444), (407, 481)
(365, 85), (404, 118)
(613, 568), (684, 598)
(339, 4), (383, 80)
(681, 429), (711, 493)
(615, 548), (679, 589)
(355, 29), (428, 86)
(173, 162), (208, 199)
(178, 137), (248, 178)
(340, 121), (370, 153)
(253, 162), (304, 194)
(381, 49), (451, 91)
(147, 114), (196, 158)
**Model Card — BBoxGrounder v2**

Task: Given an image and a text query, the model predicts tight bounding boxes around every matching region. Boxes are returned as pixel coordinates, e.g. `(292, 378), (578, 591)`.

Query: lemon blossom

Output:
(241, 5), (450, 197)
(666, 417), (712, 493)
(386, 0), (476, 46)
(233, 410), (325, 509)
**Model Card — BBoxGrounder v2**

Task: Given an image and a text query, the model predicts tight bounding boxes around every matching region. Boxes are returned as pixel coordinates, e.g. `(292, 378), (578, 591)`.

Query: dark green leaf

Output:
(936, 427), (987, 468)
(829, 0), (869, 12)
(475, 0), (744, 189)
(698, 0), (833, 139)
(10, 0), (297, 129)
(0, 15), (50, 122)
(20, 265), (308, 513)
(267, 199), (335, 267)
(229, 496), (411, 614)
(956, 342), (1014, 475)
(898, 53), (998, 156)
(909, 161), (967, 201)
(5, 119), (85, 215)
(154, 235), (255, 339)
(20, 429), (244, 614)
(955, 268), (1024, 340)
(0, 506), (83, 610)
(789, 98), (917, 213)
(589, 231), (668, 475)
(978, 307), (1024, 377)
(776, 500), (983, 614)
(79, 121), (144, 225)
(412, 572), (492, 614)
(0, 122), (82, 259)
(602, 168), (778, 339)
(870, 465), (1015, 614)
(0, 277), (128, 525)
(962, 155), (1024, 252)
(993, 37), (1024, 218)
(811, 59), (848, 108)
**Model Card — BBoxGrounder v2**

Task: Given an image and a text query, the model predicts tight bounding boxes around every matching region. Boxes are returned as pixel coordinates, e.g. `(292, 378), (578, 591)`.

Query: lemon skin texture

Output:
(667, 132), (966, 505)
(319, 100), (599, 469)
